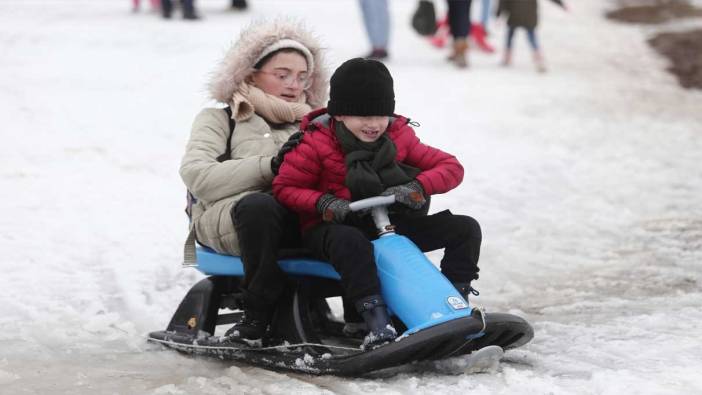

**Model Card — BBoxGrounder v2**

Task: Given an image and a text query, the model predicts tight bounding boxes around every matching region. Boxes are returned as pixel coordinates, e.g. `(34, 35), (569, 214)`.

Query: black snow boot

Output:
(342, 296), (367, 338)
(224, 291), (274, 346)
(224, 308), (272, 347)
(355, 295), (397, 350)
(453, 282), (479, 302)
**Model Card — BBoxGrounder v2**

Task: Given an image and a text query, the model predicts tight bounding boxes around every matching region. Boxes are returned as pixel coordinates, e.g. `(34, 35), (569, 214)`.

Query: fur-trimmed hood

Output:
(208, 19), (329, 108)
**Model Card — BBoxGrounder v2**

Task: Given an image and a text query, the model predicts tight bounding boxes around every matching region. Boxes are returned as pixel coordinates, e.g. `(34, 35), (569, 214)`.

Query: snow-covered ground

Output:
(1, 0), (701, 393)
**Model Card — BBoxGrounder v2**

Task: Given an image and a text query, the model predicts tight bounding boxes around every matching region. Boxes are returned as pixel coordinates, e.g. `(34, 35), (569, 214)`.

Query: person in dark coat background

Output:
(496, 0), (567, 72)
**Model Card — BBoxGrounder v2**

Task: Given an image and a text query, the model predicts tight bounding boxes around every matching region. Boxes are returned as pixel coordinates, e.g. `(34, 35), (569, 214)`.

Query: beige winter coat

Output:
(180, 109), (300, 254)
(179, 20), (328, 256)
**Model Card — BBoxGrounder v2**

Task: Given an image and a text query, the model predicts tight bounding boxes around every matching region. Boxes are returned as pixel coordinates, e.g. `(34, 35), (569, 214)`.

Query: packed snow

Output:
(1, 0), (701, 394)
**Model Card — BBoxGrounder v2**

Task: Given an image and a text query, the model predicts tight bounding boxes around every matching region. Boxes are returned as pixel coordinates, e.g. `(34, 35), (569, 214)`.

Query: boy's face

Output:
(334, 115), (390, 143)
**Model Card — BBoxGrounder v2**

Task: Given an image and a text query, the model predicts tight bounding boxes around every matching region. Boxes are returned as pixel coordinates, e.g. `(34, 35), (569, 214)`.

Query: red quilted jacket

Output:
(272, 108), (464, 230)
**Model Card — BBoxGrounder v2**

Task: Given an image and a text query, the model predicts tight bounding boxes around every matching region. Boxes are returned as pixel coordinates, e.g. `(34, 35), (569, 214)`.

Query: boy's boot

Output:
(342, 297), (368, 338)
(501, 49), (513, 67)
(533, 51), (547, 73)
(355, 295), (397, 350)
(231, 0), (248, 10)
(448, 38), (469, 69)
(453, 282), (479, 303)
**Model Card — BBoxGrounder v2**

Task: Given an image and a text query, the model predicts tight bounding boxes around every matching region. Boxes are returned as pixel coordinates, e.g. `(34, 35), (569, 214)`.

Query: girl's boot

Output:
(224, 290), (273, 347)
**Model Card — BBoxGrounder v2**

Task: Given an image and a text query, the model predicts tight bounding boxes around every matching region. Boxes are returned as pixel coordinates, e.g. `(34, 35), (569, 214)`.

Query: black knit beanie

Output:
(327, 58), (395, 116)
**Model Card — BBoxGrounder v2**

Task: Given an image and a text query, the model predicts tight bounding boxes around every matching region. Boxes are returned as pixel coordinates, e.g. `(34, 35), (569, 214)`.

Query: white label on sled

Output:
(447, 296), (469, 310)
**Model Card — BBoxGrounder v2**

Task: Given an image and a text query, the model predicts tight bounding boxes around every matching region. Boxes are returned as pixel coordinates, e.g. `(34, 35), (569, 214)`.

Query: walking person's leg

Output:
(480, 0), (491, 28)
(161, 0), (172, 18)
(181, 0), (199, 19)
(447, 0), (472, 68)
(359, 0), (390, 59)
(502, 26), (516, 66)
(527, 28), (546, 72)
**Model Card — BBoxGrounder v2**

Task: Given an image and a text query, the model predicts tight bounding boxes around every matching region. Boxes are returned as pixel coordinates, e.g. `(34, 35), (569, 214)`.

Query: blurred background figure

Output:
(359, 0), (390, 60)
(431, 0), (494, 54)
(161, 0), (200, 20)
(446, 0), (472, 68)
(132, 0), (160, 13)
(230, 0), (248, 11)
(496, 0), (567, 72)
(479, 0), (491, 30)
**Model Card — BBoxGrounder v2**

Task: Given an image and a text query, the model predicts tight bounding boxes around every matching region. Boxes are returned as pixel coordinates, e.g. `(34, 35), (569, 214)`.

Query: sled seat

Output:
(194, 246), (341, 280)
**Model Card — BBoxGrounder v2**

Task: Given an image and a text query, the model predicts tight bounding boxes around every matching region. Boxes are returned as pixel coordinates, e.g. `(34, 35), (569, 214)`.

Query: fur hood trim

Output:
(208, 19), (329, 108)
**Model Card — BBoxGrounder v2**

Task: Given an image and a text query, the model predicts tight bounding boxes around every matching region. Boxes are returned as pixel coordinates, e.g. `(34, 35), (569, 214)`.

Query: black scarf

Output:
(335, 121), (420, 201)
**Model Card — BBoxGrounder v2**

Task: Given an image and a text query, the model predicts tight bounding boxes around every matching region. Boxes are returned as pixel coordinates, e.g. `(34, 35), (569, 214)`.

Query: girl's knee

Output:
(233, 193), (282, 224)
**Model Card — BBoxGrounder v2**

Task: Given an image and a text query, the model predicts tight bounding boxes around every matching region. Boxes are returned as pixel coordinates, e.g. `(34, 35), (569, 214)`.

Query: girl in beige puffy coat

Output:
(179, 20), (328, 344)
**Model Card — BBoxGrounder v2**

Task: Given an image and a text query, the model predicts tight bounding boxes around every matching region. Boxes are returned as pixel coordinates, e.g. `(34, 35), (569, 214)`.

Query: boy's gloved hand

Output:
(316, 194), (351, 223)
(381, 180), (426, 210)
(271, 131), (304, 175)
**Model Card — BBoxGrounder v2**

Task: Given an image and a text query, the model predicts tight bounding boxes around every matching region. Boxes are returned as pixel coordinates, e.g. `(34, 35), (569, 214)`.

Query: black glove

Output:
(316, 194), (351, 223)
(271, 131), (304, 175)
(381, 180), (426, 210)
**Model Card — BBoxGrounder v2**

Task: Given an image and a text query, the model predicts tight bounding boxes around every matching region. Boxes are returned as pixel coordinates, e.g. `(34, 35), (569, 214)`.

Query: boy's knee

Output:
(454, 215), (482, 240)
(327, 226), (373, 253)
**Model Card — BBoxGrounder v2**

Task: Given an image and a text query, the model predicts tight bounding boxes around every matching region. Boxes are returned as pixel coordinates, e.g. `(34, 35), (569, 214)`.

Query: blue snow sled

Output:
(148, 196), (533, 375)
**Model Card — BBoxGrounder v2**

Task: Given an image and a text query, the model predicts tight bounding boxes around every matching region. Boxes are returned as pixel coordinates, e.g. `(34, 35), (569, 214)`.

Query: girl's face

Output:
(335, 115), (390, 143)
(251, 51), (309, 103)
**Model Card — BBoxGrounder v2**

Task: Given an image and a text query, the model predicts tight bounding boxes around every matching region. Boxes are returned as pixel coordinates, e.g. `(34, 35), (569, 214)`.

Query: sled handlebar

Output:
(349, 195), (396, 236)
(349, 195), (396, 212)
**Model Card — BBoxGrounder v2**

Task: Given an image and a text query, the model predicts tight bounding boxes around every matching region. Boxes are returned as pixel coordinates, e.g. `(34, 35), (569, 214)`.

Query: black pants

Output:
(447, 0), (472, 38)
(232, 193), (301, 309)
(303, 210), (481, 303)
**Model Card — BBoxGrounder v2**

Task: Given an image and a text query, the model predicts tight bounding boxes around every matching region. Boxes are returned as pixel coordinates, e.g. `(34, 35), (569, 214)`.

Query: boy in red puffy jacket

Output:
(272, 58), (481, 349)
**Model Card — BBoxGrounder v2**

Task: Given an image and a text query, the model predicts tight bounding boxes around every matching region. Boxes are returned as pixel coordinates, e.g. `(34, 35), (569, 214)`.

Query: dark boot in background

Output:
(366, 48), (389, 60)
(161, 0), (173, 18)
(231, 0), (248, 10)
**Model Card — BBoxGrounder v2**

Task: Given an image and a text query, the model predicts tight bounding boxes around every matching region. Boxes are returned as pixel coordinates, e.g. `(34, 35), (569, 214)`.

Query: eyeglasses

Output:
(256, 69), (313, 89)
